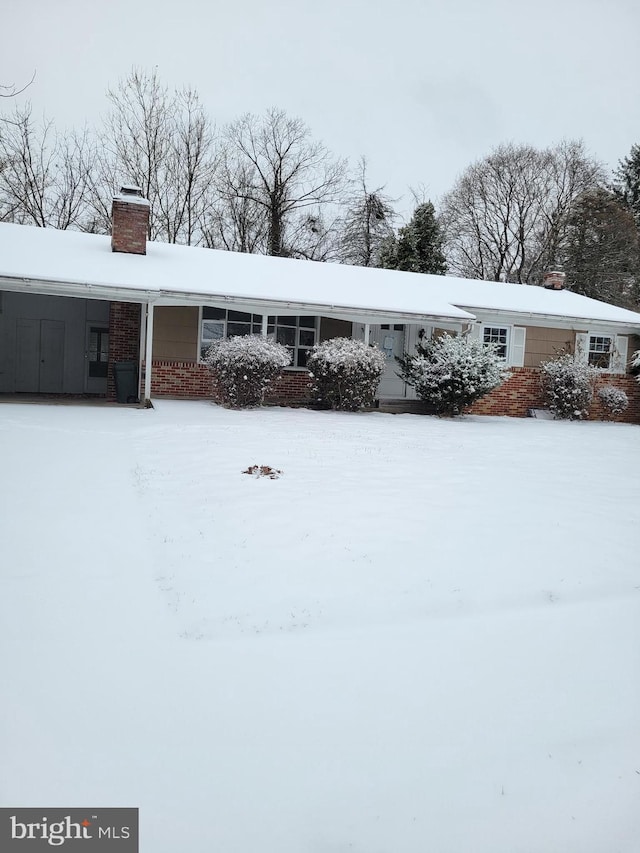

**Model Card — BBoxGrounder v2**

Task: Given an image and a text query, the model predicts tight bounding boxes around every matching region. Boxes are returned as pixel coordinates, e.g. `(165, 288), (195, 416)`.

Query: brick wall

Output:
(468, 368), (545, 418)
(107, 302), (142, 400)
(129, 351), (640, 422)
(589, 374), (640, 423)
(468, 366), (640, 423)
(146, 359), (313, 405)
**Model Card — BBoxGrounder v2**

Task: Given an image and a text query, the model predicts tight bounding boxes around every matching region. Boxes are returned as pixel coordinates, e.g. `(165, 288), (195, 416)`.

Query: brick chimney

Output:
(542, 270), (566, 290)
(111, 185), (150, 255)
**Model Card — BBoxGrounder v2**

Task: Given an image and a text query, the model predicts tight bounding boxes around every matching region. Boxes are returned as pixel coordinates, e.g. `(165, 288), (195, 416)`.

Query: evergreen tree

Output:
(381, 202), (447, 275)
(562, 188), (639, 309)
(614, 143), (640, 227)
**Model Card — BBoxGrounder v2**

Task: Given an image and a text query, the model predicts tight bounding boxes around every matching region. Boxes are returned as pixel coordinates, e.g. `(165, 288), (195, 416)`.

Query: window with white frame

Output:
(482, 326), (509, 359)
(200, 308), (318, 367)
(587, 335), (613, 369)
(200, 308), (263, 359)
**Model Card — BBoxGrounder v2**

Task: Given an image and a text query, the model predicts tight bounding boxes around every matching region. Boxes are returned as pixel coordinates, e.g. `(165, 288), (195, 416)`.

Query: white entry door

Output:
(371, 324), (407, 398)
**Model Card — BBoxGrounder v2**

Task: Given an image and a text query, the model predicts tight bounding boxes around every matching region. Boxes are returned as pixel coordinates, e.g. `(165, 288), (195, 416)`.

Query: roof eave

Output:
(459, 305), (640, 334)
(0, 274), (475, 325)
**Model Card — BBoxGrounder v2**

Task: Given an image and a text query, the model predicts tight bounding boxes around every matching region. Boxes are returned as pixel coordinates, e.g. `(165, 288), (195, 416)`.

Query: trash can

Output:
(113, 361), (139, 404)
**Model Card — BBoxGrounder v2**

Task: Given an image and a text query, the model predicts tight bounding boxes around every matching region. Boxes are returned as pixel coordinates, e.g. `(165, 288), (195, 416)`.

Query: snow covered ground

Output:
(1, 400), (639, 853)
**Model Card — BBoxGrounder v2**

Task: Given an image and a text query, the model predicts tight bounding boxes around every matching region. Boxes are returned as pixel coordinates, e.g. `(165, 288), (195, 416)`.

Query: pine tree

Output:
(562, 188), (640, 309)
(614, 143), (640, 227)
(381, 202), (447, 275)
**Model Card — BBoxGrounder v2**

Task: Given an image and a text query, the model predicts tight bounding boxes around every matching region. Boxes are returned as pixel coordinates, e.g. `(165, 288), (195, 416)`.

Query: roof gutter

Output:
(0, 275), (157, 305)
(458, 305), (640, 333)
(153, 288), (474, 324)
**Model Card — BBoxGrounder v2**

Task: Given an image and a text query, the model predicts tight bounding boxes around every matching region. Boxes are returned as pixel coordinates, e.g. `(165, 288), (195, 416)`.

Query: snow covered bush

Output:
(597, 385), (629, 417)
(632, 350), (640, 380)
(204, 335), (291, 408)
(398, 333), (510, 416)
(307, 338), (386, 411)
(540, 353), (595, 419)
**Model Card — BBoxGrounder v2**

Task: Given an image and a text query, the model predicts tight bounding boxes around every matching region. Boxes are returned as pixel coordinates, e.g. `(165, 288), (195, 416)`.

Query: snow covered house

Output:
(1, 186), (639, 420)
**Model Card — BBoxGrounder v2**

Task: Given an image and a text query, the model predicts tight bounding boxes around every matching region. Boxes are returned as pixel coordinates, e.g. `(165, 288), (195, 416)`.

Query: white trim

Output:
(138, 303), (147, 402)
(511, 326), (526, 368)
(481, 323), (511, 363)
(613, 335), (629, 374)
(144, 302), (154, 405)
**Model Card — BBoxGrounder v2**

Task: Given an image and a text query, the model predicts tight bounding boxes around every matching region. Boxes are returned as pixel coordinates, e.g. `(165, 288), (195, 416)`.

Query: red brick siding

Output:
(468, 368), (545, 418)
(589, 374), (640, 423)
(146, 360), (313, 405)
(107, 302), (142, 400)
(124, 348), (640, 422)
(468, 366), (640, 423)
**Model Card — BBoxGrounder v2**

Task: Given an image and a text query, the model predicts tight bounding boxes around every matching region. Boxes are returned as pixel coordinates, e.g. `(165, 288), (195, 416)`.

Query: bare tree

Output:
(218, 108), (346, 257)
(339, 156), (397, 267)
(96, 68), (218, 244)
(202, 159), (268, 253)
(0, 104), (95, 229)
(0, 72), (35, 98)
(440, 141), (603, 283)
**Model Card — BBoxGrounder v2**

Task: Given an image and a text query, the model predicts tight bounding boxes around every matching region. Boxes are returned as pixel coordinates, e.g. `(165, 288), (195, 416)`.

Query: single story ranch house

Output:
(1, 187), (639, 421)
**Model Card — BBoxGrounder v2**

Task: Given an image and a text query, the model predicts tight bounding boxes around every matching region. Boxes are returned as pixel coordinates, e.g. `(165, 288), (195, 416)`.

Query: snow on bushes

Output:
(204, 335), (291, 408)
(540, 353), (595, 420)
(632, 350), (640, 381)
(307, 337), (386, 411)
(398, 333), (510, 417)
(597, 385), (629, 417)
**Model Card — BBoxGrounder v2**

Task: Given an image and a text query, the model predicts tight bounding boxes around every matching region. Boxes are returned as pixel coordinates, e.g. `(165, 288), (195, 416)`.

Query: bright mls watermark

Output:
(1, 809), (138, 851)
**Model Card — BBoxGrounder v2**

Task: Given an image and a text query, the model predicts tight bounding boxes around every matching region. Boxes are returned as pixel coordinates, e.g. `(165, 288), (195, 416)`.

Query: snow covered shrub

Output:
(204, 335), (291, 408)
(540, 353), (595, 419)
(307, 337), (386, 411)
(632, 350), (640, 380)
(398, 333), (510, 416)
(597, 385), (629, 417)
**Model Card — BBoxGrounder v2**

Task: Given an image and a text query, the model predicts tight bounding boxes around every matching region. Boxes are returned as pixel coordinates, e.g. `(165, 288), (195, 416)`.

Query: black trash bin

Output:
(113, 361), (139, 404)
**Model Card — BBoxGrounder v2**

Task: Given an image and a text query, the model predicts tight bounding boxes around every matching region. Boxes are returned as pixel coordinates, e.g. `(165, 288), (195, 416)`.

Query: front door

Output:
(371, 324), (407, 398)
(15, 318), (65, 392)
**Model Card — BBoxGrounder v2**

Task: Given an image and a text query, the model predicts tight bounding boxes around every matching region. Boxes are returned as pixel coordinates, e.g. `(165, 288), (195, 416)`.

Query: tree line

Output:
(1, 68), (638, 308)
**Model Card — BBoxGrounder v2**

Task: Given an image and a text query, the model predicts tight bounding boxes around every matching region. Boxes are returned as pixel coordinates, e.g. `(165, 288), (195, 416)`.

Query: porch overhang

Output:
(0, 274), (476, 326)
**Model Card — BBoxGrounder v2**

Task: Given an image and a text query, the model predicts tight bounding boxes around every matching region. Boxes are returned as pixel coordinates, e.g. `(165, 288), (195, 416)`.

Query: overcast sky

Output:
(3, 0), (639, 218)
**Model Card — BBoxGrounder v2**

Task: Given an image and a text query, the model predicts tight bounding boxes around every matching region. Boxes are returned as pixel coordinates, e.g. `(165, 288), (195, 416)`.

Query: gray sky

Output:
(3, 0), (639, 218)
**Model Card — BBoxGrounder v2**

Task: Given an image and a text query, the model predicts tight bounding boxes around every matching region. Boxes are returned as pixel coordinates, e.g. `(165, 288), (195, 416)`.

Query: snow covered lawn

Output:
(1, 400), (639, 852)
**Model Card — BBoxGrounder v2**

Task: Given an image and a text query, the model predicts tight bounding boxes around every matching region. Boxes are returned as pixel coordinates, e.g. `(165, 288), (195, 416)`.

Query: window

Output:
(200, 309), (317, 367)
(268, 315), (318, 367)
(482, 326), (509, 359)
(88, 327), (109, 378)
(588, 335), (613, 369)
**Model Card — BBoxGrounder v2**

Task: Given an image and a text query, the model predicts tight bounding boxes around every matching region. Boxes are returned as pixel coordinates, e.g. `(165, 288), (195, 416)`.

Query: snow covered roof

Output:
(1, 222), (640, 330)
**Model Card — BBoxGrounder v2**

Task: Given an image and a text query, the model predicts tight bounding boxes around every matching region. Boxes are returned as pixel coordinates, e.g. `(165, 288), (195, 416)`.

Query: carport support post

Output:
(364, 323), (370, 345)
(143, 302), (154, 406)
(138, 303), (147, 404)
(261, 314), (268, 337)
